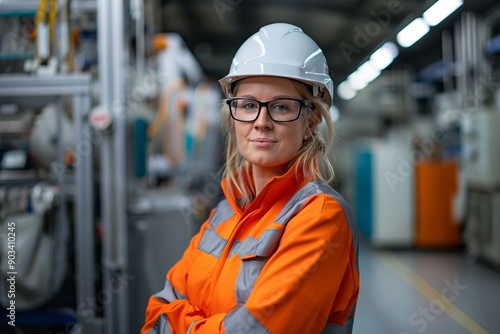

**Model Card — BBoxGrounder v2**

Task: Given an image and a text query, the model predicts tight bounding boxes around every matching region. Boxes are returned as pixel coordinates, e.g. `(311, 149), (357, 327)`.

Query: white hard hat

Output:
(219, 23), (333, 106)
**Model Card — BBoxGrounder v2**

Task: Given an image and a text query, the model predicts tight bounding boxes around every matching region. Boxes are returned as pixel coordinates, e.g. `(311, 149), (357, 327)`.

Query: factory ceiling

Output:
(159, 0), (499, 103)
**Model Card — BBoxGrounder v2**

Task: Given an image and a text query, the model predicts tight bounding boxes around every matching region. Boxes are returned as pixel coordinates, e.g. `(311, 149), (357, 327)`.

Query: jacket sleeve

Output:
(142, 195), (359, 334)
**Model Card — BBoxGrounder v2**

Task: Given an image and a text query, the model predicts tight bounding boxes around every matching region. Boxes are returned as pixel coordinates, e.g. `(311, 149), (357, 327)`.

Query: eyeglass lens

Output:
(229, 98), (302, 122)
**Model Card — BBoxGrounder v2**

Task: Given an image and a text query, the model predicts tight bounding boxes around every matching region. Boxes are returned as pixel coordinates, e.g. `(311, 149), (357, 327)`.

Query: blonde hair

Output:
(221, 79), (335, 208)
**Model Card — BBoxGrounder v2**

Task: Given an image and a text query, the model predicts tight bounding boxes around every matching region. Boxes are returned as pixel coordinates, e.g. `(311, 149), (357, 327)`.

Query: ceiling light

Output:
(397, 18), (430, 48)
(337, 81), (357, 100)
(347, 72), (369, 91)
(357, 62), (381, 83)
(330, 105), (340, 122)
(369, 42), (399, 70)
(423, 0), (463, 26)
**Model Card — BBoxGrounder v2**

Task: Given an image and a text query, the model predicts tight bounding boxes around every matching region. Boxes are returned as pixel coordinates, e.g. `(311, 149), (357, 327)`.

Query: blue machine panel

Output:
(355, 148), (373, 239)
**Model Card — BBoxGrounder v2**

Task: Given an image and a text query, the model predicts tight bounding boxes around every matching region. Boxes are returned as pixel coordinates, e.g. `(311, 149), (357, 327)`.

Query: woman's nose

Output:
(254, 106), (273, 129)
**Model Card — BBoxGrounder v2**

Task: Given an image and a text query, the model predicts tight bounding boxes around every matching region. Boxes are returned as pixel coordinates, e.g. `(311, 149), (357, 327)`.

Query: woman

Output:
(142, 23), (359, 334)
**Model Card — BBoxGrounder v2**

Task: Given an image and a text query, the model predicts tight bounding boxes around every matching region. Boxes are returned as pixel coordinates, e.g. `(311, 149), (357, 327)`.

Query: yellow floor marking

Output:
(378, 251), (490, 334)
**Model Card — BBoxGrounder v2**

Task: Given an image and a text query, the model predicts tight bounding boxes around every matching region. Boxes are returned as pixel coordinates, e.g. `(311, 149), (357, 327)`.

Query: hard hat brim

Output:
(219, 63), (333, 105)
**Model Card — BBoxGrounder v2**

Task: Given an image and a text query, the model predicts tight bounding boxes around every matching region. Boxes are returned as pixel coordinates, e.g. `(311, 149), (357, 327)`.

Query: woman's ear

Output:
(307, 109), (321, 132)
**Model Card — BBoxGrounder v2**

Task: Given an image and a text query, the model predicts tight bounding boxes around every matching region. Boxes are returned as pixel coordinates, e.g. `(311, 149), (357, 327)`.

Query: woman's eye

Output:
(243, 102), (258, 110)
(272, 104), (289, 111)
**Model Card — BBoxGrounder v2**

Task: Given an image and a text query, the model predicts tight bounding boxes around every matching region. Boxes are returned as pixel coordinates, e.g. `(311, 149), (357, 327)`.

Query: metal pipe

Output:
(459, 14), (468, 108)
(464, 12), (474, 109)
(134, 0), (145, 86)
(101, 136), (115, 334)
(469, 13), (478, 110)
(476, 15), (488, 109)
(455, 19), (464, 103)
(110, 0), (129, 332)
(74, 92), (96, 328)
(98, 0), (111, 106)
(55, 96), (67, 266)
(60, 0), (70, 71)
(442, 30), (453, 94)
(97, 0), (117, 333)
(113, 0), (128, 265)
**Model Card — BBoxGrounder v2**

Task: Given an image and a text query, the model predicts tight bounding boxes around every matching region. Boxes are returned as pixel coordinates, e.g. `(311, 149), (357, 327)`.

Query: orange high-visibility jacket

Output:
(142, 165), (359, 334)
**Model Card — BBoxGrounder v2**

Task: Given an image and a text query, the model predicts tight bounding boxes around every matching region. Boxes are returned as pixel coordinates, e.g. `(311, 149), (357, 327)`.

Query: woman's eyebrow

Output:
(236, 94), (257, 99)
(235, 94), (299, 99)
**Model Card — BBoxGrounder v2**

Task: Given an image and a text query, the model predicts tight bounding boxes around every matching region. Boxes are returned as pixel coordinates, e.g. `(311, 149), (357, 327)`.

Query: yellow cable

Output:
(35, 0), (47, 29)
(49, 0), (57, 58)
(34, 0), (48, 61)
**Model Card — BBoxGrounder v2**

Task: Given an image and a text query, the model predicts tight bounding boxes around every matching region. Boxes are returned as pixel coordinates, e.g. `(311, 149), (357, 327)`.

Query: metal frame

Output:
(0, 73), (97, 333)
(97, 0), (129, 332)
(0, 0), (97, 12)
(2, 0), (133, 330)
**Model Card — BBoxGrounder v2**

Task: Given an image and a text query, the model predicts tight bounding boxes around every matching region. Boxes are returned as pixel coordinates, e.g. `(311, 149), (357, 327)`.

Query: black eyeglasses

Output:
(226, 97), (312, 122)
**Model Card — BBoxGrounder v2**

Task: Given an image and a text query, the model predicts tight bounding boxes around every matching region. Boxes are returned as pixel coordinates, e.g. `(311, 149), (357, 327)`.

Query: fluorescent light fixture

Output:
(347, 71), (369, 90)
(329, 105), (340, 122)
(337, 81), (357, 100)
(370, 42), (399, 70)
(423, 0), (463, 26)
(397, 18), (430, 48)
(357, 62), (381, 83)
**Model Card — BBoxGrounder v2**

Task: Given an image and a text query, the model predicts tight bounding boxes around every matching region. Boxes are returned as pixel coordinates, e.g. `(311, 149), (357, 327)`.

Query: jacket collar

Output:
(221, 161), (310, 215)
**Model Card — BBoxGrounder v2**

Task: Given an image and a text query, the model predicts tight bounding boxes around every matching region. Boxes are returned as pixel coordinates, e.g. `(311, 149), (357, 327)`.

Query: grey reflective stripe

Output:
(309, 179), (359, 270)
(196, 199), (233, 259)
(235, 257), (268, 304)
(209, 199), (234, 228)
(321, 314), (354, 334)
(197, 227), (227, 259)
(147, 314), (172, 334)
(223, 305), (270, 334)
(275, 181), (319, 225)
(230, 229), (283, 304)
(276, 179), (359, 269)
(154, 279), (187, 302)
(229, 228), (282, 258)
(186, 320), (198, 333)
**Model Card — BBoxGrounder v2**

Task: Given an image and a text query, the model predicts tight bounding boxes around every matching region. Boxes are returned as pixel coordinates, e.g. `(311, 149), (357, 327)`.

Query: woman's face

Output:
(233, 76), (310, 175)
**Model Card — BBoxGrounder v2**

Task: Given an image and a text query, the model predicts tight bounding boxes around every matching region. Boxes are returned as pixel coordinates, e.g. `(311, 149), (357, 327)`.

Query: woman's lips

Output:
(250, 138), (277, 147)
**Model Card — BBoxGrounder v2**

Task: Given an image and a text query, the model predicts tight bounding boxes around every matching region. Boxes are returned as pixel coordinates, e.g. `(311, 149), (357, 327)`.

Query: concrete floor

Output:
(353, 240), (500, 334)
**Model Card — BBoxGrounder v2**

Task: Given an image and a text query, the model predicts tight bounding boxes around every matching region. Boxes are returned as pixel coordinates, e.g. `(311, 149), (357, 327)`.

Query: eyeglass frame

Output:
(226, 97), (313, 123)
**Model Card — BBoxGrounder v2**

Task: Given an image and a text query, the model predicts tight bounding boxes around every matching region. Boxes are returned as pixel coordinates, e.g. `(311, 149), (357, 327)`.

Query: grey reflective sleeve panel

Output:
(148, 280), (188, 334)
(147, 314), (172, 334)
(322, 312), (355, 334)
(223, 305), (271, 334)
(154, 279), (189, 303)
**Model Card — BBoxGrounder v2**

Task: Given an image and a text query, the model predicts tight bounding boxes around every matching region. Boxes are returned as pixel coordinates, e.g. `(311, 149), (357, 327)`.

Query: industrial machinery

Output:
(455, 9), (500, 269)
(462, 109), (500, 268)
(1, 1), (223, 333)
(354, 137), (415, 247)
